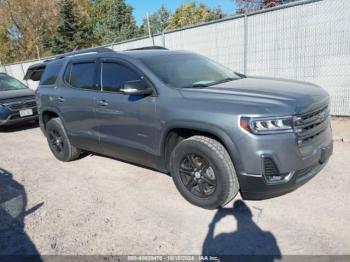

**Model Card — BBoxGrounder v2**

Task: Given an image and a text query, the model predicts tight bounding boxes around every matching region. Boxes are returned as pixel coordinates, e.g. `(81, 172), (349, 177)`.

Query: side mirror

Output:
(120, 80), (153, 96)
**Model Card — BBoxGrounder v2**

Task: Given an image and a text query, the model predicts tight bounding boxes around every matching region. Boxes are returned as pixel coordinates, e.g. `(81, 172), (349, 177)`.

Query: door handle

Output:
(57, 96), (65, 103)
(97, 100), (109, 106)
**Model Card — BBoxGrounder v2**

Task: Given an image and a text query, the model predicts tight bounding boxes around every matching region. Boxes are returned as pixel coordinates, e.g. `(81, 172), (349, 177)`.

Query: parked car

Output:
(0, 73), (38, 126)
(25, 47), (333, 209)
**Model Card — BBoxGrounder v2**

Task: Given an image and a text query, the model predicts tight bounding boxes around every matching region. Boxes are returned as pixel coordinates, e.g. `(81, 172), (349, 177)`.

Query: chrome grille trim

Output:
(294, 104), (330, 144)
(3, 99), (37, 111)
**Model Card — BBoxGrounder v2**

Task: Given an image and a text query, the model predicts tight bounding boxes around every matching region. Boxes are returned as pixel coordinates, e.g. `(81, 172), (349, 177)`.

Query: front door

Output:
(94, 59), (158, 167)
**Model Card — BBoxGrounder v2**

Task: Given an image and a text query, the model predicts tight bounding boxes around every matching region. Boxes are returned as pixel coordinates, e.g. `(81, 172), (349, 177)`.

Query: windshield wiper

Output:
(207, 77), (237, 86)
(182, 77), (239, 89)
(182, 83), (209, 88)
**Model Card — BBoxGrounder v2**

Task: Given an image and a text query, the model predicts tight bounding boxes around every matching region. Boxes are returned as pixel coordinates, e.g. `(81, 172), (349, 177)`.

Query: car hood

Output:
(0, 88), (35, 102)
(180, 76), (330, 114)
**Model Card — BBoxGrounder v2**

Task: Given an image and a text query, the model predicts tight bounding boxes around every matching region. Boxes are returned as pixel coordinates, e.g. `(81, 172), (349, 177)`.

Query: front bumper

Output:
(231, 108), (333, 200)
(240, 143), (333, 200)
(0, 107), (38, 126)
(239, 140), (333, 200)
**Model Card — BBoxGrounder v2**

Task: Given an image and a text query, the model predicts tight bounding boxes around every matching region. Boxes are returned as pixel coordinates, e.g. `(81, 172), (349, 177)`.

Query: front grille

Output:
(294, 104), (330, 144)
(4, 99), (37, 111)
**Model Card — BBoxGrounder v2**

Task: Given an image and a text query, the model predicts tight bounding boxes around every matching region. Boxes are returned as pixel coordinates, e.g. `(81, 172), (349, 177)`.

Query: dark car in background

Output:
(0, 73), (38, 126)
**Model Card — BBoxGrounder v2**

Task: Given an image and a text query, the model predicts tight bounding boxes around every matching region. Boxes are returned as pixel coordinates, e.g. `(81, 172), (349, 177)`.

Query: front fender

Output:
(160, 120), (244, 174)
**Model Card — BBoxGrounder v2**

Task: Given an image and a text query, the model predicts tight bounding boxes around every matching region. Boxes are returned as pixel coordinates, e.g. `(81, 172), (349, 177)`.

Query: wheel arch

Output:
(40, 107), (67, 132)
(160, 122), (243, 173)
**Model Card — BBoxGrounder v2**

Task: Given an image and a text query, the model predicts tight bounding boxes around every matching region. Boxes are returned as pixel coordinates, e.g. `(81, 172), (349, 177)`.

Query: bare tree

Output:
(0, 0), (60, 61)
(235, 0), (298, 13)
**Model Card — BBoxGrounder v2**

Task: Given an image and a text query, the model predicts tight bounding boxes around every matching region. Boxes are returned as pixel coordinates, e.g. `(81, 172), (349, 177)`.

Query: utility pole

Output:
(0, 60), (5, 74)
(146, 12), (155, 46)
(36, 45), (41, 60)
(243, 12), (248, 75)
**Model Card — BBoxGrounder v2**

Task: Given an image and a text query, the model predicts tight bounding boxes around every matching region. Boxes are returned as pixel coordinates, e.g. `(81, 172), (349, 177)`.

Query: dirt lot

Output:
(0, 119), (349, 257)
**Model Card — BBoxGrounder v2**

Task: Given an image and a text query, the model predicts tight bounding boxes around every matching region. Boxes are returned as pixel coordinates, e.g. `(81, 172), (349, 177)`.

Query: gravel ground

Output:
(0, 120), (349, 257)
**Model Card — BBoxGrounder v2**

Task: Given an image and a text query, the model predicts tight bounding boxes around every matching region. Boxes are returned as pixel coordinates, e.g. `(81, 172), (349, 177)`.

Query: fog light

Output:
(265, 175), (283, 183)
(262, 155), (294, 184)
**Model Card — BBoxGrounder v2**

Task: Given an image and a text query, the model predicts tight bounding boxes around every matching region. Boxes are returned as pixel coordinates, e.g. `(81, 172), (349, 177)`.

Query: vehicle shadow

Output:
(202, 200), (281, 261)
(0, 168), (43, 261)
(0, 121), (38, 133)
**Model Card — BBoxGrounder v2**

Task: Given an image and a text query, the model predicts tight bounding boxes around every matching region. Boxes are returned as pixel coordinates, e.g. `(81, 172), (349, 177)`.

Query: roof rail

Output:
(44, 47), (114, 62)
(126, 46), (168, 51)
(24, 47), (114, 81)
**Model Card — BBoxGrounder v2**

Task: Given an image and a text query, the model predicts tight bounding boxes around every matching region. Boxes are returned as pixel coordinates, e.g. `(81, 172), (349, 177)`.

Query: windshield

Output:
(0, 76), (28, 91)
(139, 53), (241, 88)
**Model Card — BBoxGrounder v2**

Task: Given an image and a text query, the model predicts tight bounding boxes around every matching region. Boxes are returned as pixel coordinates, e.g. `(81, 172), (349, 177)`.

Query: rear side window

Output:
(64, 62), (96, 90)
(40, 60), (64, 85)
(101, 62), (140, 92)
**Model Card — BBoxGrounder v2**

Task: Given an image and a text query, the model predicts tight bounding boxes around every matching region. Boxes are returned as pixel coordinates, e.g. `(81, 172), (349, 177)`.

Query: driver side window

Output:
(101, 62), (141, 92)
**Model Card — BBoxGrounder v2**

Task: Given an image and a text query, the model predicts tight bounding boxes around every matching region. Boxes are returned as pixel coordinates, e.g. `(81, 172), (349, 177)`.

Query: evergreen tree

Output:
(49, 0), (92, 54)
(159, 5), (171, 30)
(91, 0), (138, 44)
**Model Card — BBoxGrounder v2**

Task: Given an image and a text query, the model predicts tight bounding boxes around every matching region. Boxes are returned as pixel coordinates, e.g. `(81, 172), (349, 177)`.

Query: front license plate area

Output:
(19, 108), (33, 117)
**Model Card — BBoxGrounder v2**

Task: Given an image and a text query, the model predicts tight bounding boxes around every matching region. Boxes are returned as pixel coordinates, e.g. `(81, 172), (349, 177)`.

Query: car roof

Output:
(56, 46), (174, 61)
(24, 46), (194, 81)
(61, 49), (192, 61)
(27, 46), (172, 67)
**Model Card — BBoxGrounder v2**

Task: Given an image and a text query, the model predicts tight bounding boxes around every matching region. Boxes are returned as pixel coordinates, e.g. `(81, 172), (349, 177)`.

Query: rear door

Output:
(94, 58), (158, 167)
(58, 58), (101, 152)
(37, 59), (64, 112)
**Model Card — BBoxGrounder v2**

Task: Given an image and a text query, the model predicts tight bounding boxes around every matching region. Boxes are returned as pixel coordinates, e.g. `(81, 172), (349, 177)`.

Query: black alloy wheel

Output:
(46, 118), (81, 162)
(48, 128), (64, 156)
(170, 136), (239, 209)
(179, 153), (217, 198)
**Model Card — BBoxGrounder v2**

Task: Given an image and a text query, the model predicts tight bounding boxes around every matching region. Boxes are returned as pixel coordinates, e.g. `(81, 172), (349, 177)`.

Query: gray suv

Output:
(26, 47), (333, 209)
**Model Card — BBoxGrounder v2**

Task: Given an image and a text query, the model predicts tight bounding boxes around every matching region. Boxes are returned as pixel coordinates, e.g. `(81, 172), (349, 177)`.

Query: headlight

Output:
(240, 116), (293, 134)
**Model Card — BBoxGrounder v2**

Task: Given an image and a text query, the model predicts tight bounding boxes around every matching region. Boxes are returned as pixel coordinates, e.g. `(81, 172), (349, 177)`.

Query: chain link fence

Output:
(1, 0), (349, 115)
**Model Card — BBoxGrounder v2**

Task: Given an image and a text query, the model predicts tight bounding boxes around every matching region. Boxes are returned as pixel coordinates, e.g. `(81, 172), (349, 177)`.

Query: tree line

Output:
(0, 0), (297, 64)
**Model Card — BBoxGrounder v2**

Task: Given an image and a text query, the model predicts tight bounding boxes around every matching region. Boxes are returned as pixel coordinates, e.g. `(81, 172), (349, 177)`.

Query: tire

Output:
(46, 118), (80, 162)
(170, 136), (239, 209)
